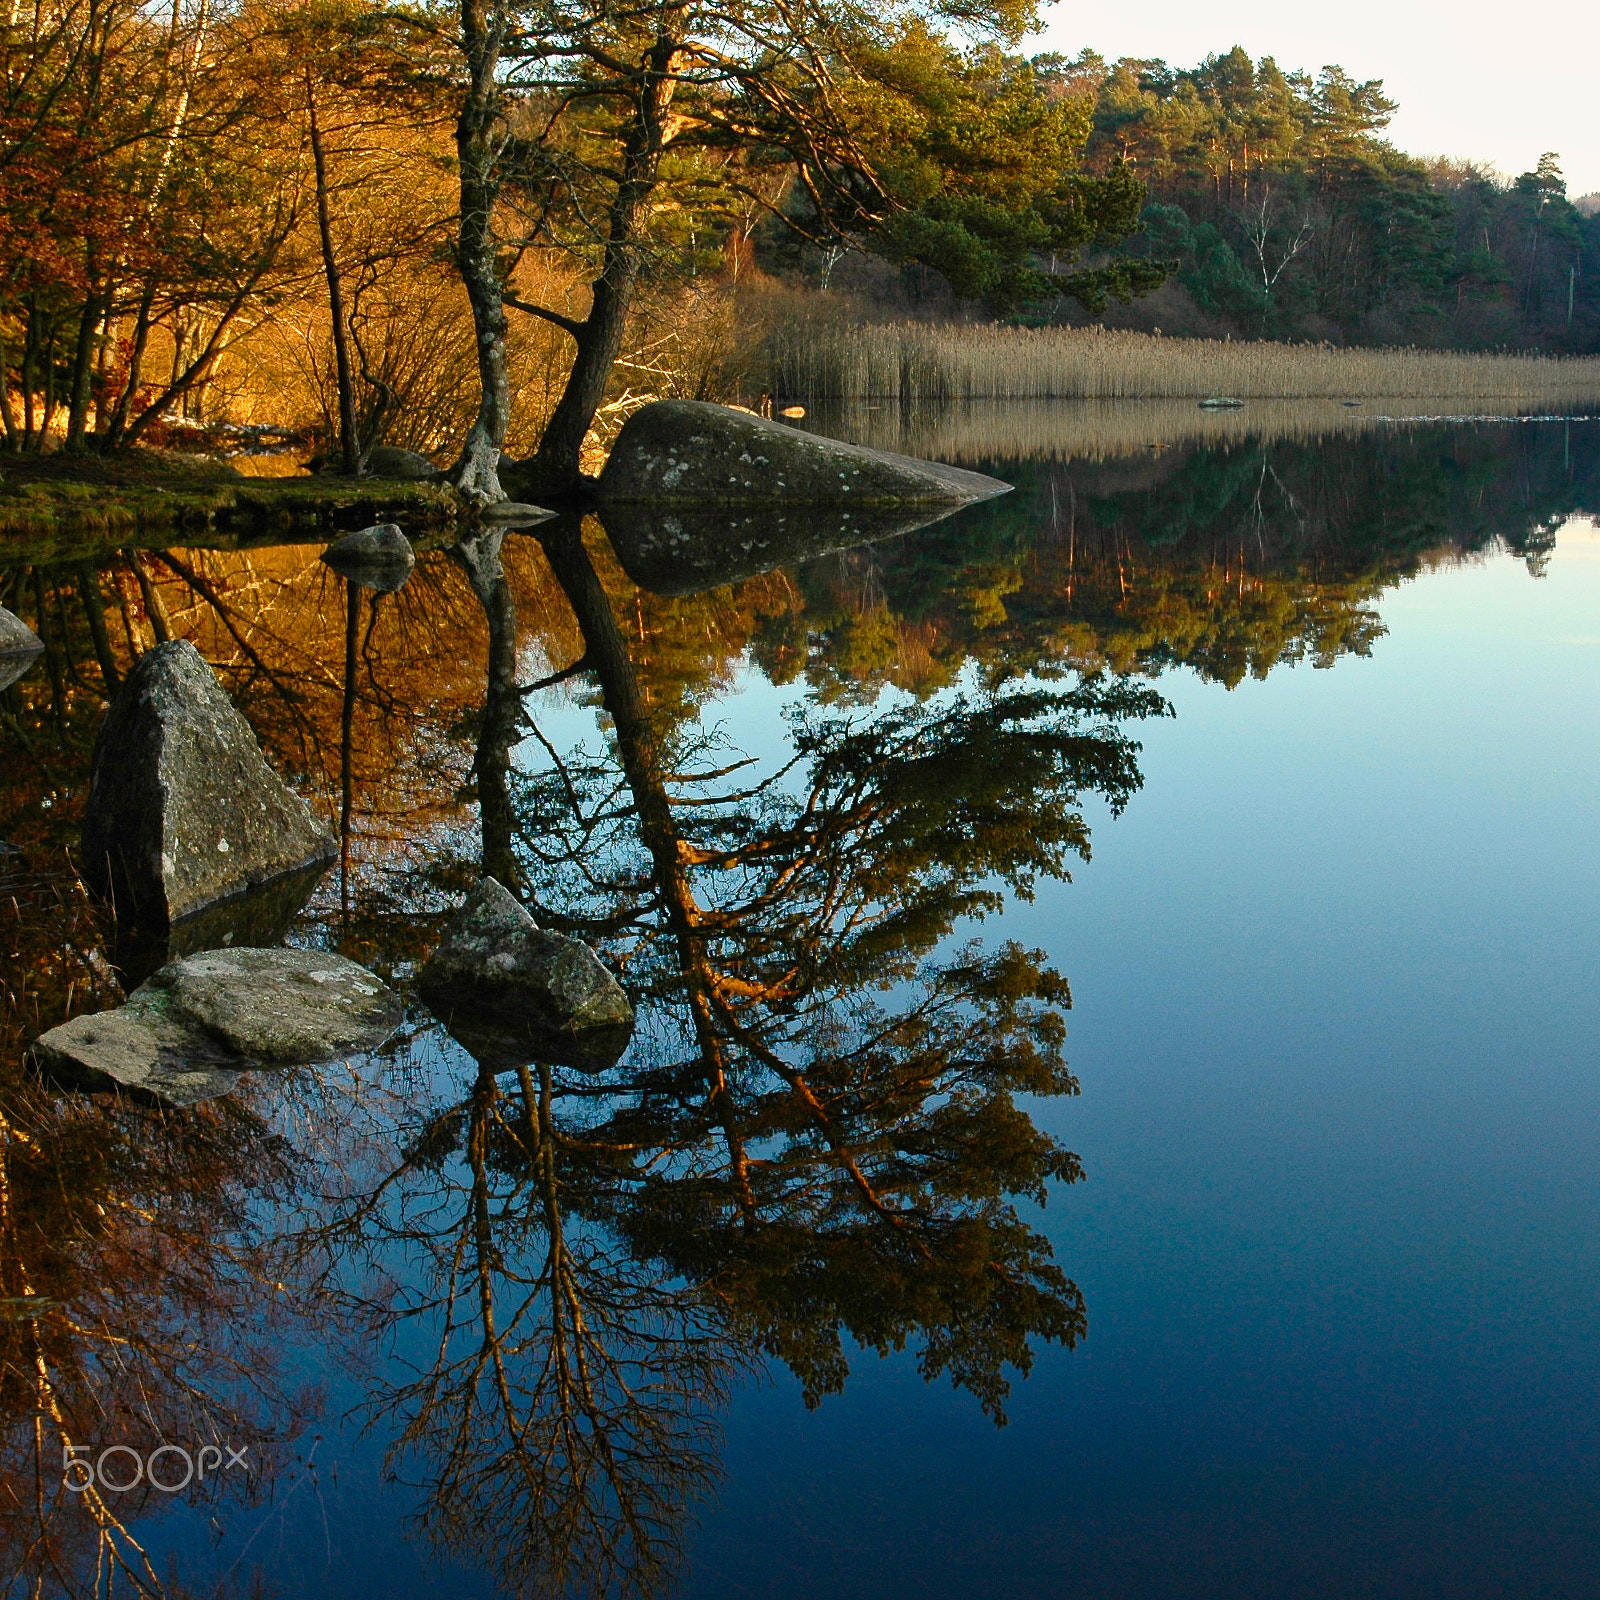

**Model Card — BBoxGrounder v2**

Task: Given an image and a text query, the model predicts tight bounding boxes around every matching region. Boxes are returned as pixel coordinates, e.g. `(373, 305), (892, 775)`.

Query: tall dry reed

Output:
(768, 320), (1600, 404)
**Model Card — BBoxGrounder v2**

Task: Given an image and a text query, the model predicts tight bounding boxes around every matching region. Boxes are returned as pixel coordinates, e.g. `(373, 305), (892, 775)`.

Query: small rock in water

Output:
(80, 640), (337, 928)
(0, 606), (43, 691)
(27, 1007), (253, 1107)
(27, 946), (400, 1109)
(419, 877), (634, 1073)
(365, 444), (441, 480)
(132, 946), (402, 1062)
(1197, 397), (1246, 410)
(322, 523), (416, 592)
(596, 400), (1011, 507)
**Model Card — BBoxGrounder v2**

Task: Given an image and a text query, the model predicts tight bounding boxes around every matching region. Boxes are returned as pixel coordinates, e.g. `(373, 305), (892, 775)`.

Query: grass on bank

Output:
(0, 448), (461, 559)
(768, 321), (1600, 404)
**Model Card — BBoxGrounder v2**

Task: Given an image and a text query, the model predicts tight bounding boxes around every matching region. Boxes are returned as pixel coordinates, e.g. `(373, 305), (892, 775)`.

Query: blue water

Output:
(86, 444), (1600, 1600)
(681, 523), (1600, 1599)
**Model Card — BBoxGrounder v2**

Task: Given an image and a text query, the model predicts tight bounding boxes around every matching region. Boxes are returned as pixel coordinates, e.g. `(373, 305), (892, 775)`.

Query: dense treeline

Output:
(1058, 47), (1599, 351)
(782, 46), (1600, 352)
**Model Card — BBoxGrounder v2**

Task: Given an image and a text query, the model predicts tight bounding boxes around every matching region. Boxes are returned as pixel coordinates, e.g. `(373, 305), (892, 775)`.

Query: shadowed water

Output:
(1, 408), (1597, 1599)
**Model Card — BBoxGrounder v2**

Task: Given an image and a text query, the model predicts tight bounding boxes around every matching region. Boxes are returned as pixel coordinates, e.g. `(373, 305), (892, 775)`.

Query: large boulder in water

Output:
(80, 640), (337, 927)
(595, 400), (1011, 507)
(419, 877), (634, 1072)
(27, 947), (399, 1108)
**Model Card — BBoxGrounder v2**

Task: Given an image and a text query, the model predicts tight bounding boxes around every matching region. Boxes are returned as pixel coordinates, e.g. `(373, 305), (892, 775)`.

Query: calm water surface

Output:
(2, 409), (1597, 1599)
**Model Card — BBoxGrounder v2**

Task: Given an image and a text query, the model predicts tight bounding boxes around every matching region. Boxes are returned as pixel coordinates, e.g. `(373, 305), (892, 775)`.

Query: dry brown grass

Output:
(768, 319), (1600, 405)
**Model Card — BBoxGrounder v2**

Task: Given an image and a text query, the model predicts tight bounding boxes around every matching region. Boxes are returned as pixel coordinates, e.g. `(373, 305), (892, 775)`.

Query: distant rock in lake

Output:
(28, 946), (399, 1109)
(80, 640), (337, 928)
(419, 876), (634, 1073)
(322, 523), (416, 592)
(0, 606), (43, 690)
(598, 500), (969, 598)
(478, 501), (556, 527)
(596, 400), (1012, 507)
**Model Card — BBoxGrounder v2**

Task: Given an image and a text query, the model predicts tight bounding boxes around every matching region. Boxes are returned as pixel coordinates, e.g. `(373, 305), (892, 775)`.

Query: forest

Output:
(3, 0), (1598, 489)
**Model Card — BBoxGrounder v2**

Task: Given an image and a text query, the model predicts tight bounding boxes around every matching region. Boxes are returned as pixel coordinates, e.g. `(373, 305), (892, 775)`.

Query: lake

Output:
(2, 406), (1598, 1599)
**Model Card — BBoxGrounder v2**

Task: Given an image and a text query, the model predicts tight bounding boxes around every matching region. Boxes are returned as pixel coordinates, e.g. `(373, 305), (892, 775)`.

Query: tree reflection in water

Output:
(8, 416), (1575, 1594)
(282, 514), (1163, 1597)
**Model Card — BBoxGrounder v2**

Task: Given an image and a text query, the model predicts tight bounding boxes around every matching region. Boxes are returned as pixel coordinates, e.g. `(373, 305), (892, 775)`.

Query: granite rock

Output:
(131, 946), (401, 1062)
(478, 501), (556, 527)
(27, 946), (400, 1108)
(321, 524), (415, 592)
(27, 1007), (253, 1108)
(80, 640), (337, 927)
(595, 400), (1011, 507)
(419, 877), (634, 1072)
(0, 606), (43, 691)
(365, 444), (441, 480)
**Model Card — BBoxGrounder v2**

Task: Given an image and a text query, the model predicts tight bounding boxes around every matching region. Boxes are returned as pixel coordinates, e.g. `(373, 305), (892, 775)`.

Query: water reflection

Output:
(0, 417), (1591, 1595)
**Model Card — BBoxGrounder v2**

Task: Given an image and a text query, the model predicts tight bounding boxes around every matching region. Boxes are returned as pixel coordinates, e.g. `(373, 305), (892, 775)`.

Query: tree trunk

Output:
(522, 268), (637, 497)
(308, 75), (360, 476)
(521, 38), (680, 499)
(65, 292), (104, 452)
(451, 0), (510, 503)
(535, 513), (757, 1206)
(125, 549), (171, 642)
(0, 334), (18, 451)
(103, 280), (156, 450)
(39, 318), (59, 449)
(20, 298), (37, 447)
(340, 579), (359, 916)
(74, 565), (120, 691)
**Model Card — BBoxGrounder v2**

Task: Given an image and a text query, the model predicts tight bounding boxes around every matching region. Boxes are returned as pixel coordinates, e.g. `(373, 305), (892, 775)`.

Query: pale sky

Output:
(1035, 0), (1600, 197)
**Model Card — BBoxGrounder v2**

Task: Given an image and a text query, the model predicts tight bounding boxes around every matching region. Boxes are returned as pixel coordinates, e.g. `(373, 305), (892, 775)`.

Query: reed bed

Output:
(769, 321), (1600, 405)
(801, 397), (1600, 464)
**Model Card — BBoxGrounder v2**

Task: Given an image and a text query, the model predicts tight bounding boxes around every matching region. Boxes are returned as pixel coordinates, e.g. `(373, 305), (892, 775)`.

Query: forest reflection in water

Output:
(0, 415), (1592, 1596)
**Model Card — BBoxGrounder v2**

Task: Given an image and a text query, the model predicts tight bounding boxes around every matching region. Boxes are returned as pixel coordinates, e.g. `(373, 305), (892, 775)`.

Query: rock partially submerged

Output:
(596, 400), (1012, 507)
(27, 1008), (251, 1108)
(321, 523), (415, 592)
(0, 606), (43, 692)
(28, 947), (400, 1109)
(419, 877), (634, 1072)
(365, 444), (442, 480)
(599, 500), (968, 598)
(478, 501), (556, 527)
(80, 640), (338, 928)
(137, 946), (402, 1062)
